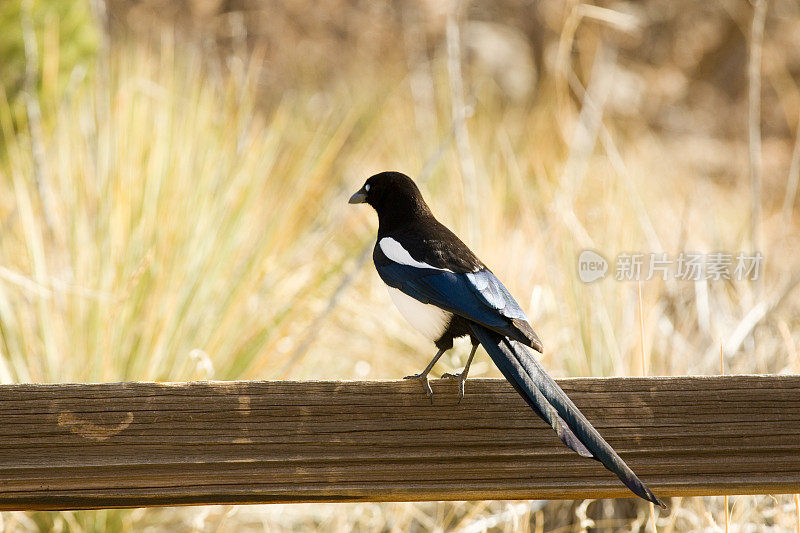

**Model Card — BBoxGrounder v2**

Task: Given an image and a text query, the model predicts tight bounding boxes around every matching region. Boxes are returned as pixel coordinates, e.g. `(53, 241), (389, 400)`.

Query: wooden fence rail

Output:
(0, 375), (799, 510)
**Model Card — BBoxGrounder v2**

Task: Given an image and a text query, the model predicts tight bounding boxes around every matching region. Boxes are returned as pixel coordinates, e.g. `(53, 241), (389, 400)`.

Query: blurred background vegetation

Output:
(1, 0), (800, 531)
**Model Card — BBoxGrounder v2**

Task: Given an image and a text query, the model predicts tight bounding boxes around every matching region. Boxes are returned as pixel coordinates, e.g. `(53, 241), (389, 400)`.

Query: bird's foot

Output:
(403, 372), (433, 403)
(440, 371), (468, 403)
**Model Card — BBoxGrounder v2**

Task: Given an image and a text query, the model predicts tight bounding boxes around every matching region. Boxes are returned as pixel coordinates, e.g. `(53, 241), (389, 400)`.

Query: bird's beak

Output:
(348, 187), (367, 204)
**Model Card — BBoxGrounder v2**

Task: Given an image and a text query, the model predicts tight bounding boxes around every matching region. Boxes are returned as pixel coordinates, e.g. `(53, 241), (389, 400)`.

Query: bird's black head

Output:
(349, 171), (433, 231)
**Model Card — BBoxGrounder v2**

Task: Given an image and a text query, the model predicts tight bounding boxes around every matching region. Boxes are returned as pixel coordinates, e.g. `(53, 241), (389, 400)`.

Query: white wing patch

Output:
(387, 287), (452, 341)
(379, 237), (453, 272)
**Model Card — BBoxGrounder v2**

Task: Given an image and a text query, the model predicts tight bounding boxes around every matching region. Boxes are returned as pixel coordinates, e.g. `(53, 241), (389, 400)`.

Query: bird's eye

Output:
(365, 184), (371, 191)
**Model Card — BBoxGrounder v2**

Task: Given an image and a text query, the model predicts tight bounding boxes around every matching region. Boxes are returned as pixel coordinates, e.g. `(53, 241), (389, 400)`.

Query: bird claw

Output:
(404, 372), (433, 403)
(440, 372), (467, 403)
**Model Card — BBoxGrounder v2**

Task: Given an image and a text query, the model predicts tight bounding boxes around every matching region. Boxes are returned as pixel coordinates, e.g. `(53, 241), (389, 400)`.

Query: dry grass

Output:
(1, 13), (800, 533)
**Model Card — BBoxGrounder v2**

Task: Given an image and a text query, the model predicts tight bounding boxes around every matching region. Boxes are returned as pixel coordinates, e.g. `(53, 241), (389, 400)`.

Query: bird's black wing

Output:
(374, 249), (538, 347)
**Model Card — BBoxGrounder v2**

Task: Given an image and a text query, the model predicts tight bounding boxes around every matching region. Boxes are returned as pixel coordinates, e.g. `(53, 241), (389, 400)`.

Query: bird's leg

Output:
(441, 343), (478, 403)
(404, 348), (446, 402)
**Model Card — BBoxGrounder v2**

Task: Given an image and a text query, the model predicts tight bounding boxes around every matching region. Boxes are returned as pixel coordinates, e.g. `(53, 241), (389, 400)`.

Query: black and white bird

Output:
(349, 171), (665, 508)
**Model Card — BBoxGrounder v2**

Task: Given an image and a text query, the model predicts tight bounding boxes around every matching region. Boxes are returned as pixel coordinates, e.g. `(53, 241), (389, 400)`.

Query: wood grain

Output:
(0, 375), (798, 510)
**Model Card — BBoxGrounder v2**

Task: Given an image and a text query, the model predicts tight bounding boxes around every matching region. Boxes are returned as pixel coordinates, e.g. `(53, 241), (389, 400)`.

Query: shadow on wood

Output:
(0, 375), (799, 510)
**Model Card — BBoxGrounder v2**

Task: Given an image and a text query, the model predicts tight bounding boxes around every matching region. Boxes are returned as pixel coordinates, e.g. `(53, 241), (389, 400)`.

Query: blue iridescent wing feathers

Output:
(465, 269), (528, 320)
(375, 260), (520, 332)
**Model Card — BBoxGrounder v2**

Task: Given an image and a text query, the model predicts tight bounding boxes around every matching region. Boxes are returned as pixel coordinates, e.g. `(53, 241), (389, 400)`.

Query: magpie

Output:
(349, 171), (665, 508)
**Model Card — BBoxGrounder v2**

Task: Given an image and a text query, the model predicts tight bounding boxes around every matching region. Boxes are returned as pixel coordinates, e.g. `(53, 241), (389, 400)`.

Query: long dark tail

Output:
(469, 323), (666, 508)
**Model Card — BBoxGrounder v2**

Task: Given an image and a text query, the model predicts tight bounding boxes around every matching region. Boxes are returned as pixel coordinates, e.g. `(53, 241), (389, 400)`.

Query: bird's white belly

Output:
(387, 287), (452, 341)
